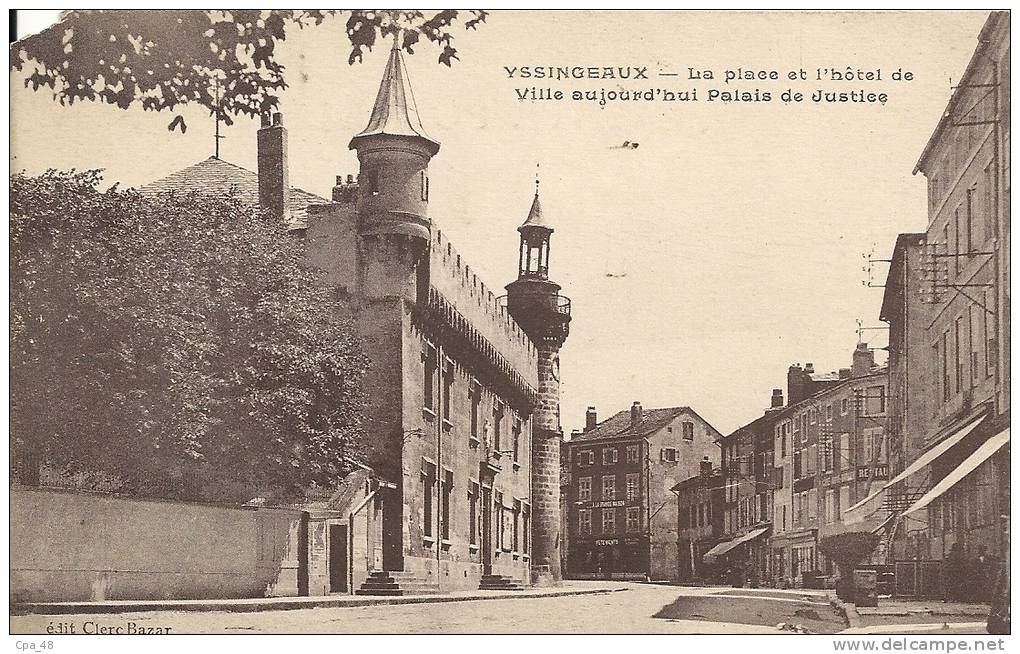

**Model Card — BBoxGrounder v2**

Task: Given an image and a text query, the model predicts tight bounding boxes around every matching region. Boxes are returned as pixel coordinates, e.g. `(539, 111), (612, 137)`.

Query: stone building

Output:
(707, 393), (782, 586)
(902, 10), (1009, 568)
(673, 459), (725, 583)
(769, 345), (890, 588)
(852, 12), (1010, 587)
(561, 403), (722, 581)
(142, 39), (571, 594)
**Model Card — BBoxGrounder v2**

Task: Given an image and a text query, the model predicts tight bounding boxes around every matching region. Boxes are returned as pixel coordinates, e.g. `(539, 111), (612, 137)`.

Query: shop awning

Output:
(843, 414), (986, 519)
(702, 526), (769, 559)
(904, 428), (1009, 515)
(870, 511), (897, 535)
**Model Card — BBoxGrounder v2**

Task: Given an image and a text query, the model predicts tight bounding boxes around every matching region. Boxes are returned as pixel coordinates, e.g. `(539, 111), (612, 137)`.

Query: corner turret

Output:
(349, 35), (440, 301)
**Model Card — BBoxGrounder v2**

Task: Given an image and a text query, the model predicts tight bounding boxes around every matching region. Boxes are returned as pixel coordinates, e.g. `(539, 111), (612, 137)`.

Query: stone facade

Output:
(891, 10), (1010, 566)
(562, 404), (722, 581)
(295, 42), (548, 591)
(769, 363), (891, 587)
(717, 408), (780, 587)
(140, 39), (564, 594)
(674, 465), (725, 583)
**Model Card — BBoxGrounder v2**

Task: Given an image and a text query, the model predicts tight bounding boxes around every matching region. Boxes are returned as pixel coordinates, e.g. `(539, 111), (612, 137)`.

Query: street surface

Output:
(9, 583), (991, 635)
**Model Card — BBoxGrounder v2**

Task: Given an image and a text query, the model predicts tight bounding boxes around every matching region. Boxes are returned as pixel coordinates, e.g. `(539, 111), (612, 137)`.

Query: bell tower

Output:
(348, 35), (440, 302)
(505, 179), (571, 586)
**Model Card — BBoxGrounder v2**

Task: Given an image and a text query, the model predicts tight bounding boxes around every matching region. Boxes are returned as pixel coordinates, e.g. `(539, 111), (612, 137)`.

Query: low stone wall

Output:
(11, 487), (301, 602)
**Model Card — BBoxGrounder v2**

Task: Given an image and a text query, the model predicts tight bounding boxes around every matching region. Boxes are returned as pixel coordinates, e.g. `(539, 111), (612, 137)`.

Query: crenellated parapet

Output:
(428, 228), (539, 385)
(414, 287), (538, 414)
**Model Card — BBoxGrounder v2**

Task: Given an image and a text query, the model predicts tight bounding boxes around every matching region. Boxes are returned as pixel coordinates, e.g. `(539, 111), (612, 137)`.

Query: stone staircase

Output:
(355, 571), (441, 596)
(478, 574), (525, 591)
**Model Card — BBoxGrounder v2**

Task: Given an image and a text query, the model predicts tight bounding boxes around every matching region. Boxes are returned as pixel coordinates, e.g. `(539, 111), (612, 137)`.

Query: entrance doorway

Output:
(481, 486), (493, 575)
(297, 512), (309, 596)
(329, 524), (348, 593)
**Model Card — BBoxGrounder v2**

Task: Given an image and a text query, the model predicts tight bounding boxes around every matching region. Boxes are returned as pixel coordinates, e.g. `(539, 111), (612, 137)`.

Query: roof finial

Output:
(520, 164), (550, 231)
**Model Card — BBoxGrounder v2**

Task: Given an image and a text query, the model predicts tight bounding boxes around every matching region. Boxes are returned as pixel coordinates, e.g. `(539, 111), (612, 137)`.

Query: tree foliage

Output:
(10, 9), (487, 132)
(10, 170), (369, 502)
(816, 534), (881, 579)
(819, 532), (881, 600)
(818, 532), (881, 569)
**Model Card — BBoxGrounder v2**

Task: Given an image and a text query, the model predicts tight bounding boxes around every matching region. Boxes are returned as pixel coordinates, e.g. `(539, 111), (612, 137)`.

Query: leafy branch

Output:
(11, 9), (488, 132)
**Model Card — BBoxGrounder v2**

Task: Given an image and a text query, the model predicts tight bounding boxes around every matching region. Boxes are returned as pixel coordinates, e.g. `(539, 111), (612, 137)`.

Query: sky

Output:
(10, 10), (990, 435)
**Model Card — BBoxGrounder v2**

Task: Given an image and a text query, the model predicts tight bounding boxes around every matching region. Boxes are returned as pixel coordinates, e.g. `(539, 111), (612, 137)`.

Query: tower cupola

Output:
(517, 189), (553, 279)
(505, 177), (571, 346)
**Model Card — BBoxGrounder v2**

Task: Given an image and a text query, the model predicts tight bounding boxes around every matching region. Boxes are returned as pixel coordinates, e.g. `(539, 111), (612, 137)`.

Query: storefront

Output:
(770, 528), (817, 588)
(702, 526), (770, 586)
(567, 535), (649, 579)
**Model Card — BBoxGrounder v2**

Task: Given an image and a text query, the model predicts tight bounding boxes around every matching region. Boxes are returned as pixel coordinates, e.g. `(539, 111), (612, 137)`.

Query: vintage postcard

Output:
(7, 8), (1011, 644)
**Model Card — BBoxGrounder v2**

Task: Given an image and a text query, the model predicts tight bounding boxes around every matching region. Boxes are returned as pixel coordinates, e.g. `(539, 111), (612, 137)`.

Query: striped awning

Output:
(703, 527), (769, 559)
(843, 414), (986, 520)
(904, 428), (1009, 515)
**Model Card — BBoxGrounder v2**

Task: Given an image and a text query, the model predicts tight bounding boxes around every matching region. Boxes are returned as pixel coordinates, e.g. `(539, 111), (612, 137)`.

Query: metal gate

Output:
(894, 560), (943, 599)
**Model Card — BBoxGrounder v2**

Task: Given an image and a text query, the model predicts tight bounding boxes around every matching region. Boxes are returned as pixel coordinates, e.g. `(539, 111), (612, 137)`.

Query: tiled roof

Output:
(570, 406), (693, 442)
(139, 156), (327, 227)
(722, 412), (774, 441)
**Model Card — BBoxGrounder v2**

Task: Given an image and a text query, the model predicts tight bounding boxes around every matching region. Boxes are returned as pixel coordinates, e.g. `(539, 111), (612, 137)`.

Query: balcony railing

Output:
(496, 293), (571, 317)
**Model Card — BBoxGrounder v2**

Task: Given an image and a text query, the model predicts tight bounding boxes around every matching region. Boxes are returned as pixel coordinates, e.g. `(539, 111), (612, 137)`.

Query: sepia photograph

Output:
(6, 7), (1012, 643)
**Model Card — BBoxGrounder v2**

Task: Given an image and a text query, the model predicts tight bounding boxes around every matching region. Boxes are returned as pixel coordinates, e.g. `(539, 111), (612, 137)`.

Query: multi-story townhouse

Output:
(771, 345), (891, 587)
(562, 403), (722, 581)
(853, 14), (1009, 601)
(673, 459), (726, 583)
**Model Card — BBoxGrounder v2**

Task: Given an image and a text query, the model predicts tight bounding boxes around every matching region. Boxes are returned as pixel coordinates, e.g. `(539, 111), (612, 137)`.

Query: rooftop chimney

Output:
(585, 406), (598, 432)
(787, 363), (809, 405)
(630, 401), (643, 426)
(332, 175), (344, 202)
(258, 112), (290, 223)
(851, 342), (875, 377)
(770, 388), (784, 408)
(839, 367), (852, 379)
(804, 362), (815, 374)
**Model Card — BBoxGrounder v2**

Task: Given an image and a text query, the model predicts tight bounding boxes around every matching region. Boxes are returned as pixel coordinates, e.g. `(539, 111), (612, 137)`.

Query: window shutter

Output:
(660, 448), (665, 461)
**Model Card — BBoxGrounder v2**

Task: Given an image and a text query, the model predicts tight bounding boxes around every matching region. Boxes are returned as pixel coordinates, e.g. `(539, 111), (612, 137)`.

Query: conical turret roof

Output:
(519, 191), (553, 232)
(349, 36), (440, 154)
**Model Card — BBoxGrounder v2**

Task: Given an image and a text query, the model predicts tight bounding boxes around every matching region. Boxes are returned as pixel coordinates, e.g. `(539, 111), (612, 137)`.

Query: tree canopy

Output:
(10, 9), (487, 132)
(10, 170), (369, 502)
(818, 532), (881, 570)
